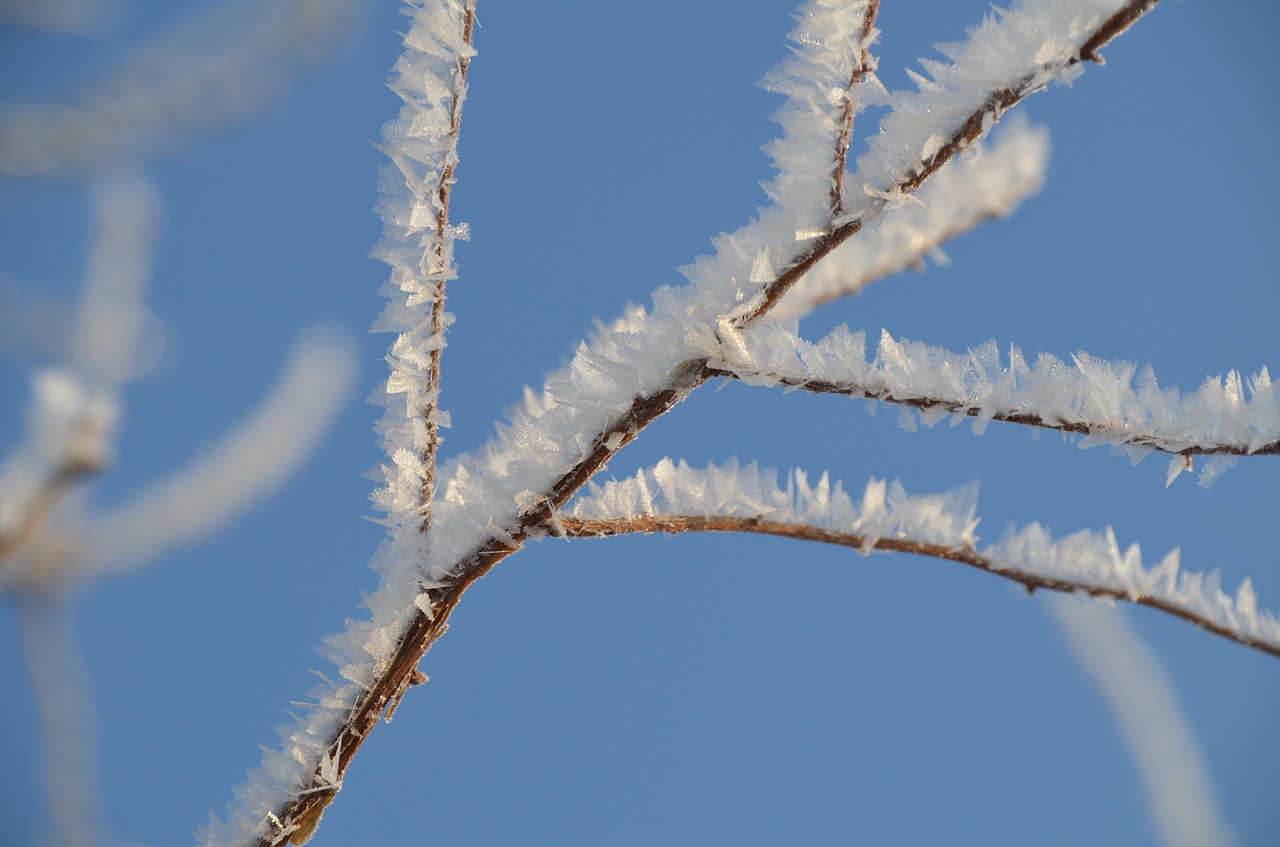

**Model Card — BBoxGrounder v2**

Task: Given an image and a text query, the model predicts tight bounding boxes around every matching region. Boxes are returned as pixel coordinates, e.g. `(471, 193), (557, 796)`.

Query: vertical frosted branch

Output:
(370, 0), (476, 533)
(199, 4), (479, 845)
(762, 0), (882, 231)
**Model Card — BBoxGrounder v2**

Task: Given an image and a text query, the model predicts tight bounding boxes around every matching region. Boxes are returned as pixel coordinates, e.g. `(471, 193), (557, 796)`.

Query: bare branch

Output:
(559, 513), (1280, 660)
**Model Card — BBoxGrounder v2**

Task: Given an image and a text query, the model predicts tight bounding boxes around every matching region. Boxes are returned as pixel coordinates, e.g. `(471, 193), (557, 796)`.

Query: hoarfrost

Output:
(710, 325), (1279, 468)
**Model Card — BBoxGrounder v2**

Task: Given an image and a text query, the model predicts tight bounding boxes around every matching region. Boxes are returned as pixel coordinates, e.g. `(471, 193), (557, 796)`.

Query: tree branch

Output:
(744, 0), (1162, 325)
(706, 328), (1279, 458)
(559, 513), (1280, 660)
(419, 3), (475, 529)
(831, 0), (880, 217)
(234, 3), (1165, 842)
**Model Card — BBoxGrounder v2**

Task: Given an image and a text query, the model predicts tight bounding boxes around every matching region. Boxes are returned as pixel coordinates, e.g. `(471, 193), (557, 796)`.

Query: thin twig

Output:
(830, 0), (880, 217)
(419, 5), (476, 531)
(703, 366), (1280, 457)
(560, 514), (1280, 660)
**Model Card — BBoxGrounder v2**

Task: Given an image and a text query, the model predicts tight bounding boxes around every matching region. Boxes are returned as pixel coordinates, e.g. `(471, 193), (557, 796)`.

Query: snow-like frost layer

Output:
(853, 0), (1126, 197)
(761, 0), (884, 230)
(199, 0), (475, 844)
(989, 524), (1280, 653)
(569, 459), (1280, 654)
(715, 325), (1280, 467)
(569, 457), (981, 552)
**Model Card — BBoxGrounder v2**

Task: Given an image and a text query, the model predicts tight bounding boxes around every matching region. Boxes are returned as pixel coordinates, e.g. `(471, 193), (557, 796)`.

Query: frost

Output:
(196, 3), (1211, 843)
(710, 324), (1280, 466)
(569, 459), (980, 553)
(1198, 455), (1239, 490)
(986, 525), (1280, 655)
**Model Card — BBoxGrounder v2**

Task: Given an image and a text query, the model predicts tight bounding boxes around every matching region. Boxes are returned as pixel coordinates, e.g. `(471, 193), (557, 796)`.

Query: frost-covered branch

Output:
(742, 0), (1160, 324)
(563, 459), (1280, 660)
(708, 327), (1280, 467)
(205, 1), (477, 843)
(205, 3), (1165, 843)
(762, 0), (882, 220)
(371, 0), (476, 531)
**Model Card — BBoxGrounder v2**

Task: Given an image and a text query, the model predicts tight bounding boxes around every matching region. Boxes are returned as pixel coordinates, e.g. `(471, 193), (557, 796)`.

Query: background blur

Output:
(1, 1), (1277, 845)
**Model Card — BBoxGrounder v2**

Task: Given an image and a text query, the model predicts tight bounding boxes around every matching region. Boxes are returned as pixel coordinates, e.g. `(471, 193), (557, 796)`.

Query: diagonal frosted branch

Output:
(773, 117), (1049, 320)
(564, 459), (1280, 659)
(738, 0), (1156, 325)
(708, 326), (1280, 463)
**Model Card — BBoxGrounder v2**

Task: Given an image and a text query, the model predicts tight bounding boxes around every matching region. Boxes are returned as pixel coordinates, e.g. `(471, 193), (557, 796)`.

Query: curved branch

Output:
(0, 0), (370, 178)
(560, 513), (1280, 660)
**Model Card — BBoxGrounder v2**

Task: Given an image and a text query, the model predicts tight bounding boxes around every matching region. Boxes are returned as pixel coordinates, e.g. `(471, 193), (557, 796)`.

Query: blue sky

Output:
(2, 2), (1278, 845)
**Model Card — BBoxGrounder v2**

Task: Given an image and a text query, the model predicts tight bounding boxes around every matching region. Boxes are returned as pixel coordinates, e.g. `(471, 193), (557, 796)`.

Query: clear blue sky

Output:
(2, 2), (1277, 845)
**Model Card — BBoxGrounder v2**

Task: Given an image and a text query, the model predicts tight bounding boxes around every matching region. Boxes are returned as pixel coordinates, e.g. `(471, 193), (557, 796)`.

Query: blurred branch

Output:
(1049, 598), (1237, 847)
(64, 327), (358, 585)
(0, 0), (370, 178)
(0, 174), (158, 574)
(0, 0), (116, 34)
(13, 593), (104, 847)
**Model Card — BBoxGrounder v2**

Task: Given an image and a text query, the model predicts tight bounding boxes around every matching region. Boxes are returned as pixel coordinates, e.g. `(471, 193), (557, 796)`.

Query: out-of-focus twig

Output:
(1049, 598), (1237, 847)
